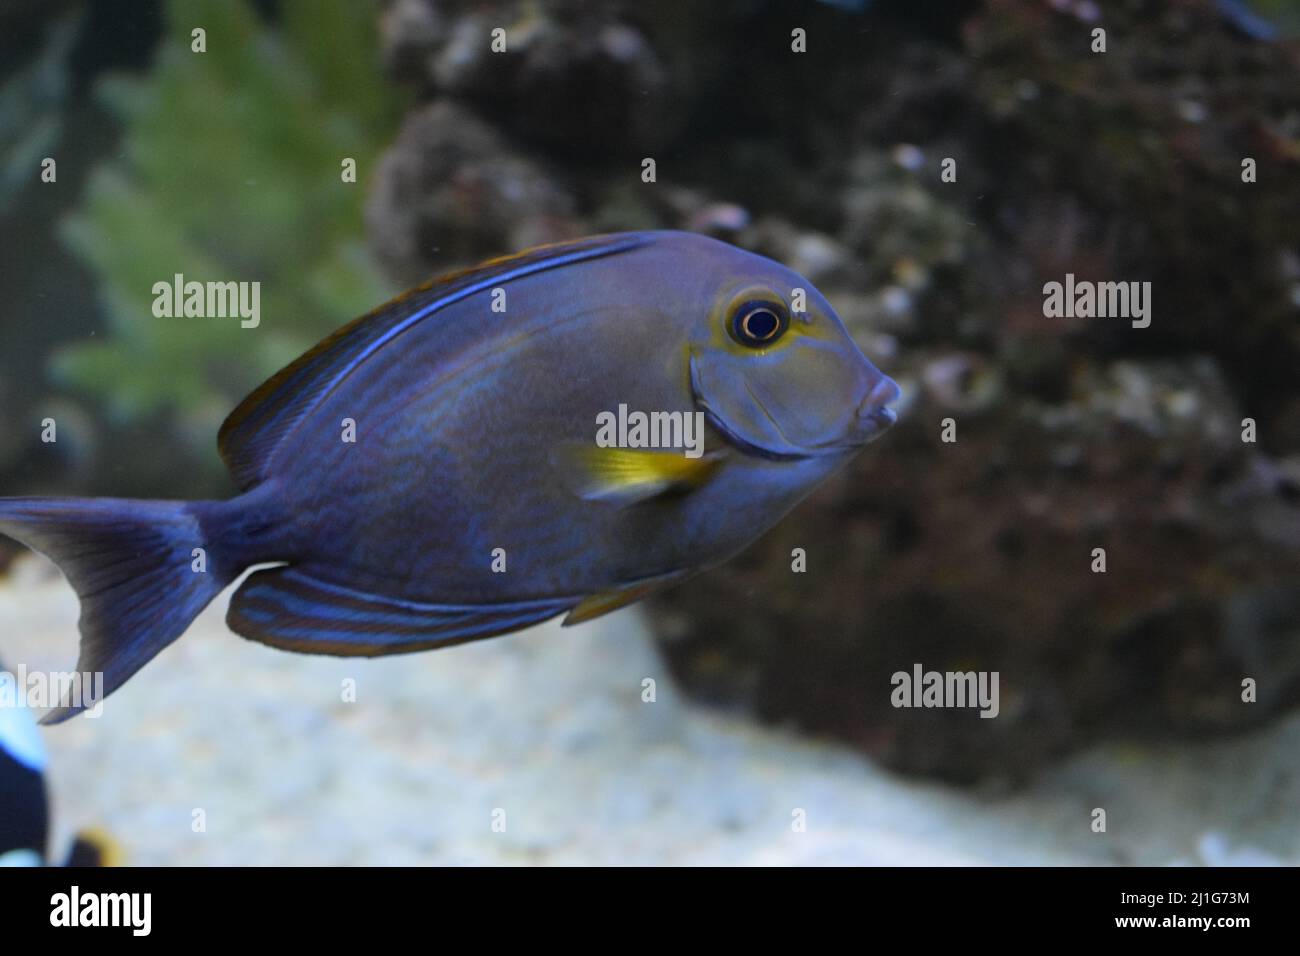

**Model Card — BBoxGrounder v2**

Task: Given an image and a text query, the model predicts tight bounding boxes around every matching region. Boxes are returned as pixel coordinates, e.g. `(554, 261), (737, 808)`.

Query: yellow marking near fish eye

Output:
(710, 284), (807, 356)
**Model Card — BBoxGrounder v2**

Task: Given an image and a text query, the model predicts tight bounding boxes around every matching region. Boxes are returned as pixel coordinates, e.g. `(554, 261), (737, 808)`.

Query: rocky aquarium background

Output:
(1, 0), (1299, 863)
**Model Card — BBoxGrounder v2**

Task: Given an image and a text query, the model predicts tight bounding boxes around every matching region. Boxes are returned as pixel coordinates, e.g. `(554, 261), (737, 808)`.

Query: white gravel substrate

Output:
(1, 553), (1296, 866)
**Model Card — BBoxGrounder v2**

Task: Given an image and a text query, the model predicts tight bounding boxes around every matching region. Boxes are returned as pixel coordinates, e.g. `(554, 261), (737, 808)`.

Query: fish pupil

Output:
(746, 310), (778, 339)
(731, 301), (788, 348)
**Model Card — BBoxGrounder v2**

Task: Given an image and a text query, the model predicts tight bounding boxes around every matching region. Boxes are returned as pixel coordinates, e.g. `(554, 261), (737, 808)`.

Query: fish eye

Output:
(729, 300), (790, 349)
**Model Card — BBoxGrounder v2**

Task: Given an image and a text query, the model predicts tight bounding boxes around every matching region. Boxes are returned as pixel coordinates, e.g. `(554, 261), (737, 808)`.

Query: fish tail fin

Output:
(0, 496), (235, 723)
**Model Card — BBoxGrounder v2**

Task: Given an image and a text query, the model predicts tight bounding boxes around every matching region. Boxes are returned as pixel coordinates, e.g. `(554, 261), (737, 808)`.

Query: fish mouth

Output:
(689, 348), (900, 461)
(801, 377), (901, 453)
(700, 390), (898, 462)
(801, 411), (895, 454)
(853, 404), (897, 441)
(849, 376), (902, 442)
(852, 390), (899, 440)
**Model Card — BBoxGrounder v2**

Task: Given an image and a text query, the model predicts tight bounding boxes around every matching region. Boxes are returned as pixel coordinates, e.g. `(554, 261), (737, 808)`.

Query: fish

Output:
(0, 231), (899, 722)
(0, 668), (48, 865)
(0, 663), (118, 865)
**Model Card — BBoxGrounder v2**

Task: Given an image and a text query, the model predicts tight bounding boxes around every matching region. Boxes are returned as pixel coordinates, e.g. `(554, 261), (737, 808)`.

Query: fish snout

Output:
(853, 375), (901, 441)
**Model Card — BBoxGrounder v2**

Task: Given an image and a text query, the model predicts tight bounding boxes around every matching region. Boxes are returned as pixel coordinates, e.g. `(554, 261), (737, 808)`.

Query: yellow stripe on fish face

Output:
(703, 283), (834, 358)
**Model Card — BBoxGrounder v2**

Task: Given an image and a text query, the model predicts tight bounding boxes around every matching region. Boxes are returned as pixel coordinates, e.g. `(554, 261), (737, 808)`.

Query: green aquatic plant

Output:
(0, 13), (78, 217)
(57, 0), (402, 457)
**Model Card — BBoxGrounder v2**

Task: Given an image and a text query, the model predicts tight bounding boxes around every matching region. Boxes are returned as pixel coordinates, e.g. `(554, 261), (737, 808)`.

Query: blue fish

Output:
(0, 232), (898, 721)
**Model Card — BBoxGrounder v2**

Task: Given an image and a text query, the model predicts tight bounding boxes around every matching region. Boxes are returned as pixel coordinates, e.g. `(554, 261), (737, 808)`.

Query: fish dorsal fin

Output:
(217, 233), (649, 490)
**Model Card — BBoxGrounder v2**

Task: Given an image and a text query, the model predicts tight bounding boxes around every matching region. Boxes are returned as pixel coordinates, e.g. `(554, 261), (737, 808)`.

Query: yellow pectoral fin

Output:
(563, 570), (691, 626)
(556, 445), (721, 505)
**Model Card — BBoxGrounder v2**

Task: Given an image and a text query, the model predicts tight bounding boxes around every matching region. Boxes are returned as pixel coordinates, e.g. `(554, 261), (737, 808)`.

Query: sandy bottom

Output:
(1, 554), (1295, 866)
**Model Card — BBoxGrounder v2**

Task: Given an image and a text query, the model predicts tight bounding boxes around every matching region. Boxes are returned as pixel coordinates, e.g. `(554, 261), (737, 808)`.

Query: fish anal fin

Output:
(563, 571), (690, 626)
(228, 566), (575, 656)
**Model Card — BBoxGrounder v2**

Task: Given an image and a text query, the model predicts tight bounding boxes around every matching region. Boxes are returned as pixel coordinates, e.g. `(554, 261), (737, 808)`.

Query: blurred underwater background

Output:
(1, 0), (1299, 864)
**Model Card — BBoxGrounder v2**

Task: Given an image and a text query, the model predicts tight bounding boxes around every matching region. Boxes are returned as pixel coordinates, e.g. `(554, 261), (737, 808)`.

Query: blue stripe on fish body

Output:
(218, 234), (649, 491)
